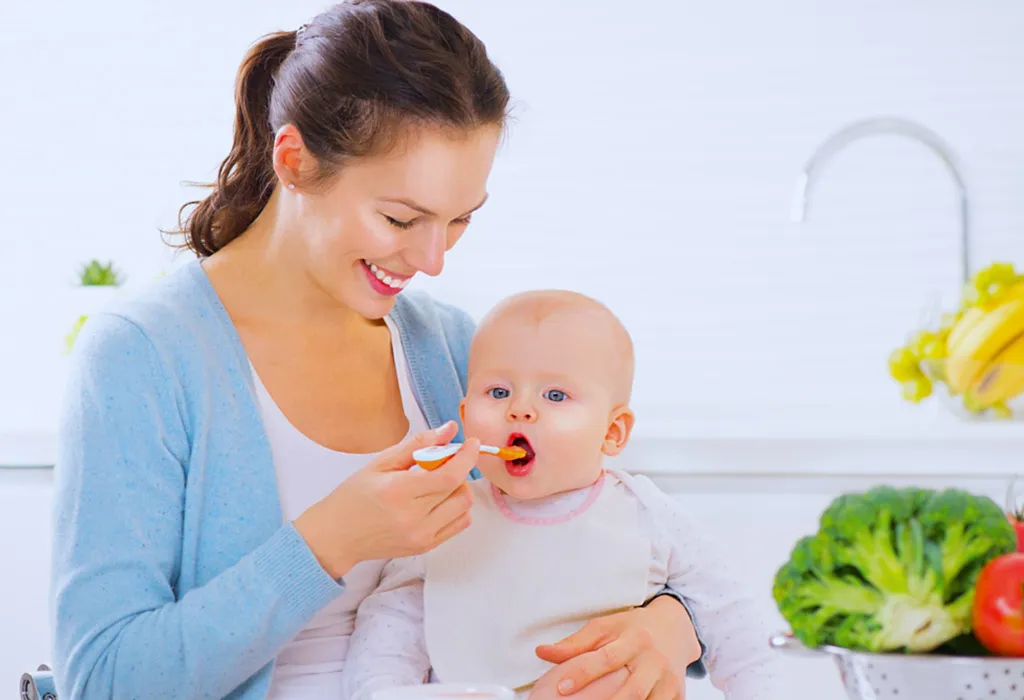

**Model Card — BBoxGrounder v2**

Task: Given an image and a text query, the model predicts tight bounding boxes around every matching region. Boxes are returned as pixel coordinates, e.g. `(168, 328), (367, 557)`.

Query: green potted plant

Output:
(77, 259), (123, 287)
(64, 260), (125, 353)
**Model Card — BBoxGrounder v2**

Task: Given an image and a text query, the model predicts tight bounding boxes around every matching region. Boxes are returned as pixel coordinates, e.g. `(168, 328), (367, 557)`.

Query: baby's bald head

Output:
(462, 291), (638, 498)
(470, 290), (635, 405)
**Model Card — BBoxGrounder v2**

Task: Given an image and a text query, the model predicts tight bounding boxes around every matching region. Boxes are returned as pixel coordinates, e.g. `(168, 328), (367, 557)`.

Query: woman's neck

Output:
(203, 191), (376, 336)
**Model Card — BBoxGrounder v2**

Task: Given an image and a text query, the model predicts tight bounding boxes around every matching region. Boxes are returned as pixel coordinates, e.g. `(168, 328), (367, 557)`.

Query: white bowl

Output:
(373, 684), (516, 700)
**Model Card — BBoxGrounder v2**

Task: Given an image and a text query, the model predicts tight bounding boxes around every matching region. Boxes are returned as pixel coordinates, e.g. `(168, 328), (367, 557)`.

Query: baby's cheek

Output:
(461, 399), (498, 435)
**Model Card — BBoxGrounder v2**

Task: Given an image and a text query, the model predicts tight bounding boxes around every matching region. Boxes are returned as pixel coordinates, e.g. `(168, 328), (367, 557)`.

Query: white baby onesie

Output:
(339, 469), (789, 700)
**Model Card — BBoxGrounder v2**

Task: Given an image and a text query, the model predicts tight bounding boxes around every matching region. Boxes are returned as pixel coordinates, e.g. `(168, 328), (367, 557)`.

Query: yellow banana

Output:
(966, 333), (1024, 408)
(946, 295), (1024, 394)
(945, 306), (986, 357)
(947, 283), (1024, 354)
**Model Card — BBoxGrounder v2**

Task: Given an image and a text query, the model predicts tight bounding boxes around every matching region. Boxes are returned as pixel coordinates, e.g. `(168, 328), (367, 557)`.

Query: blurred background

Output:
(1, 1), (1023, 698)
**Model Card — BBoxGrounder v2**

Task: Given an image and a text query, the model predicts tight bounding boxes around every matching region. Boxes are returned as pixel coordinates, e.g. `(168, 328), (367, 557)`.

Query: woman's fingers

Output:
(428, 481), (472, 514)
(548, 636), (632, 695)
(535, 616), (616, 666)
(397, 483), (473, 553)
(424, 482), (473, 532)
(432, 509), (473, 545)
(644, 672), (684, 700)
(412, 438), (480, 497)
(607, 651), (663, 700)
(372, 421), (459, 473)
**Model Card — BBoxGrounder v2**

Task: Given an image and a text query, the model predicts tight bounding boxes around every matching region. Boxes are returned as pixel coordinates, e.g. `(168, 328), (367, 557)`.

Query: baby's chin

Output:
(476, 464), (543, 499)
(496, 478), (555, 501)
(485, 471), (596, 502)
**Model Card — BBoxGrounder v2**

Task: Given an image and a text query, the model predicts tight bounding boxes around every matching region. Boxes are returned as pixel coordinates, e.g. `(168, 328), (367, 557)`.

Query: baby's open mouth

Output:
(506, 433), (535, 471)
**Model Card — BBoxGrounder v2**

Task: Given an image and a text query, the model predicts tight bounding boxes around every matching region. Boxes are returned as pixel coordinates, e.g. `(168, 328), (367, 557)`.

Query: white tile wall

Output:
(3, 1), (1024, 441)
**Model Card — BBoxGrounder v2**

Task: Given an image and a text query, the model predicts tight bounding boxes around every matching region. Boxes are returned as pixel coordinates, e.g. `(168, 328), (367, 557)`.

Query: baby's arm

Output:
(626, 475), (791, 700)
(340, 555), (432, 700)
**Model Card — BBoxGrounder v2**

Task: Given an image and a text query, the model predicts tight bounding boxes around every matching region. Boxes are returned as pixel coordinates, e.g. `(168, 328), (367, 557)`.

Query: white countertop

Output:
(4, 425), (1024, 477)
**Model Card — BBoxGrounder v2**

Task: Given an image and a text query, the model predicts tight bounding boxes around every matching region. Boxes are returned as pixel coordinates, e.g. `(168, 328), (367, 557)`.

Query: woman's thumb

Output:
(373, 421), (459, 472)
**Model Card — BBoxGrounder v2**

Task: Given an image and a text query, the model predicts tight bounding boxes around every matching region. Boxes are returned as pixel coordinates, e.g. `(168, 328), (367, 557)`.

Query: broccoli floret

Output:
(772, 485), (1015, 654)
(773, 534), (888, 649)
(918, 488), (1017, 606)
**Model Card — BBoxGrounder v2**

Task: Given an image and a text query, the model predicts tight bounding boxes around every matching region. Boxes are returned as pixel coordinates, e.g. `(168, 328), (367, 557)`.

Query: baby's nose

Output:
(507, 406), (536, 423)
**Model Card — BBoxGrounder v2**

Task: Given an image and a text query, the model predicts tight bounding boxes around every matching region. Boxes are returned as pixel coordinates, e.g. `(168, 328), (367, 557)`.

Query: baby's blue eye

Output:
(544, 390), (567, 402)
(488, 387), (510, 400)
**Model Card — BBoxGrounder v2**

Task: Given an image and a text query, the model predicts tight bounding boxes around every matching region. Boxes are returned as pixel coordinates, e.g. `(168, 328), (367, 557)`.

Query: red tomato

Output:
(1009, 514), (1024, 553)
(972, 553), (1024, 656)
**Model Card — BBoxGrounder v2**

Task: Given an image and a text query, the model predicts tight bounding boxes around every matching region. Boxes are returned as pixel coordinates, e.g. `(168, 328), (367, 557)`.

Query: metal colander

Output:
(771, 633), (1024, 700)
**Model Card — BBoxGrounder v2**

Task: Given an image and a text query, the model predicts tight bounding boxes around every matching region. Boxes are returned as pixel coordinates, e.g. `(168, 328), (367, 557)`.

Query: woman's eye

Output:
(384, 215), (415, 230)
(453, 215), (472, 227)
(544, 389), (567, 402)
(488, 387), (510, 400)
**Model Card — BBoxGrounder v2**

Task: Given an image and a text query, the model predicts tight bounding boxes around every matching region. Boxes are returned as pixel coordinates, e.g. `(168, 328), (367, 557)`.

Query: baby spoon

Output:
(413, 443), (527, 470)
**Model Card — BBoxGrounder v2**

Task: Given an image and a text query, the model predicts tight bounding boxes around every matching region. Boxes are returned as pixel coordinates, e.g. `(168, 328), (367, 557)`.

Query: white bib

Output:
(423, 473), (651, 692)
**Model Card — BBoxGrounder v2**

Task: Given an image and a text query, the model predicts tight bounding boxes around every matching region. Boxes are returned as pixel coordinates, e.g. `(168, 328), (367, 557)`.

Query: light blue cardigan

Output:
(50, 259), (701, 700)
(50, 259), (477, 700)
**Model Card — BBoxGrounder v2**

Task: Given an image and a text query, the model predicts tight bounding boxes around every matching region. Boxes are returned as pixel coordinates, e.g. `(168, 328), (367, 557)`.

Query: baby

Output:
(339, 290), (788, 700)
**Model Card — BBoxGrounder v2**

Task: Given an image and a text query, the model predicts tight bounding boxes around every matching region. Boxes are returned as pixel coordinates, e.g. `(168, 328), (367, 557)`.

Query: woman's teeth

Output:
(367, 262), (409, 289)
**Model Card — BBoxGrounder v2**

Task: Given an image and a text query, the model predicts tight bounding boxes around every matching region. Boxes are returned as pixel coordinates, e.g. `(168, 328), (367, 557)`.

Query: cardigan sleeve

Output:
(50, 312), (344, 700)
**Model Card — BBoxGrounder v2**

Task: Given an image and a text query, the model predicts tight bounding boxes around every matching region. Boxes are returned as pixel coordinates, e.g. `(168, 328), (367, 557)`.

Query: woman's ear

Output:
(272, 124), (308, 190)
(601, 405), (635, 457)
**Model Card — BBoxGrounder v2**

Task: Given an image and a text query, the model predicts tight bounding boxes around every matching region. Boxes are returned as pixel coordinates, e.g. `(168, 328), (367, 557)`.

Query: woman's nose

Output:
(406, 225), (447, 277)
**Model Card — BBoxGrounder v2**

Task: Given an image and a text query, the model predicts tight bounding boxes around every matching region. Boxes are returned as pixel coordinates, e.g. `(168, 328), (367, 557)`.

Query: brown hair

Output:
(173, 0), (510, 257)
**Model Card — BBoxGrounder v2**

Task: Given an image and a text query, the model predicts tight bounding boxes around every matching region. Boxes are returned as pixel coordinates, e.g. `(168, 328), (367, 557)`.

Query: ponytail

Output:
(175, 31), (297, 257)
(170, 1), (510, 259)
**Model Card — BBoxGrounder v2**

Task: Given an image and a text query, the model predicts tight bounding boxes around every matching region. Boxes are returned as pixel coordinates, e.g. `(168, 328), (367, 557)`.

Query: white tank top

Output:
(253, 316), (431, 700)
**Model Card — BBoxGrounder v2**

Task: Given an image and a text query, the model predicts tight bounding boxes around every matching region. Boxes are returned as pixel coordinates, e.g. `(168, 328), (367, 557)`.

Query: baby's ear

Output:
(601, 406), (635, 456)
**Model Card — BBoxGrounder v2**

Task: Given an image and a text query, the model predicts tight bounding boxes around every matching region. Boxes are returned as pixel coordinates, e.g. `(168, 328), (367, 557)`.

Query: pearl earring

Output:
(287, 183), (295, 191)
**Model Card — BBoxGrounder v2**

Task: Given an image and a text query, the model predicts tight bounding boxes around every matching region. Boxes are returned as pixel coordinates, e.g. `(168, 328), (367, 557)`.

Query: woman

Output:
(50, 2), (702, 699)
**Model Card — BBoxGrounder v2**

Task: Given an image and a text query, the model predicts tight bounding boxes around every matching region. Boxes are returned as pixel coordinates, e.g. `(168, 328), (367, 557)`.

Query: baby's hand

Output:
(528, 668), (629, 700)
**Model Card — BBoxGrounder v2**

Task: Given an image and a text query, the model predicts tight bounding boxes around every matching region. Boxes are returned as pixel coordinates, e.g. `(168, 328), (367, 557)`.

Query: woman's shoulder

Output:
(71, 258), (240, 382)
(391, 290), (477, 417)
(392, 290), (477, 361)
(393, 290), (476, 337)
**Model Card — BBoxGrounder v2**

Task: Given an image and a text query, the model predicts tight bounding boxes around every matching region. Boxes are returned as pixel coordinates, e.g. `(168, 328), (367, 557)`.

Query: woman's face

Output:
(281, 124), (501, 320)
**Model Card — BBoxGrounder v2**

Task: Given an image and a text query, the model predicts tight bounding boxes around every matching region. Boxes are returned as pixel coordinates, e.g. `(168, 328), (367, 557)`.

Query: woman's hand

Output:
(295, 421), (480, 578)
(534, 596), (701, 700)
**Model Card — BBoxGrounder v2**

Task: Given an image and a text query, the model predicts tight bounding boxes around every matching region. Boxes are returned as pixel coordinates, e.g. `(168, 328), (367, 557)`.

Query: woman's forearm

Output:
(54, 521), (342, 699)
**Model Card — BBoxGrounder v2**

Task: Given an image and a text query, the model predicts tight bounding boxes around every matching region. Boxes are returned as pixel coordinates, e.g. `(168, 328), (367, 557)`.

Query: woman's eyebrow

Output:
(463, 193), (489, 216)
(379, 193), (489, 218)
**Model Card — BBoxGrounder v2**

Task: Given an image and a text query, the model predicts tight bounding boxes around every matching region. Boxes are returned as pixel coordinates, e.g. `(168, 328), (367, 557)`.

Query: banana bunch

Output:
(889, 262), (1024, 418)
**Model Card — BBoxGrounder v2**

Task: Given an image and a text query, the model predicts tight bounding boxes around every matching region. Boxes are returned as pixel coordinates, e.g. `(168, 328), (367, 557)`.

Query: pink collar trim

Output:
(490, 472), (607, 526)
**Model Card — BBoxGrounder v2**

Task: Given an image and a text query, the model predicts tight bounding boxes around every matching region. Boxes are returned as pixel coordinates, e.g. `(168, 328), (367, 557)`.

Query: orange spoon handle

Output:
(412, 443), (526, 471)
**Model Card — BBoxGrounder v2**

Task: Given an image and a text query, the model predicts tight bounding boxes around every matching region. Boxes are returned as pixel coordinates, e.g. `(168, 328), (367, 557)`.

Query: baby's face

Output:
(460, 305), (633, 500)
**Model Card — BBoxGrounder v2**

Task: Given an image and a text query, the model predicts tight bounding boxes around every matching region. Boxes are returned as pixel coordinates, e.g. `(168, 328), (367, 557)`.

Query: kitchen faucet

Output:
(791, 116), (972, 286)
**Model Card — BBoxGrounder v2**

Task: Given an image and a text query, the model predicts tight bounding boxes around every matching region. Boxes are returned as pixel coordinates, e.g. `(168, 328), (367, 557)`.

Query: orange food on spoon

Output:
(413, 443), (527, 471)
